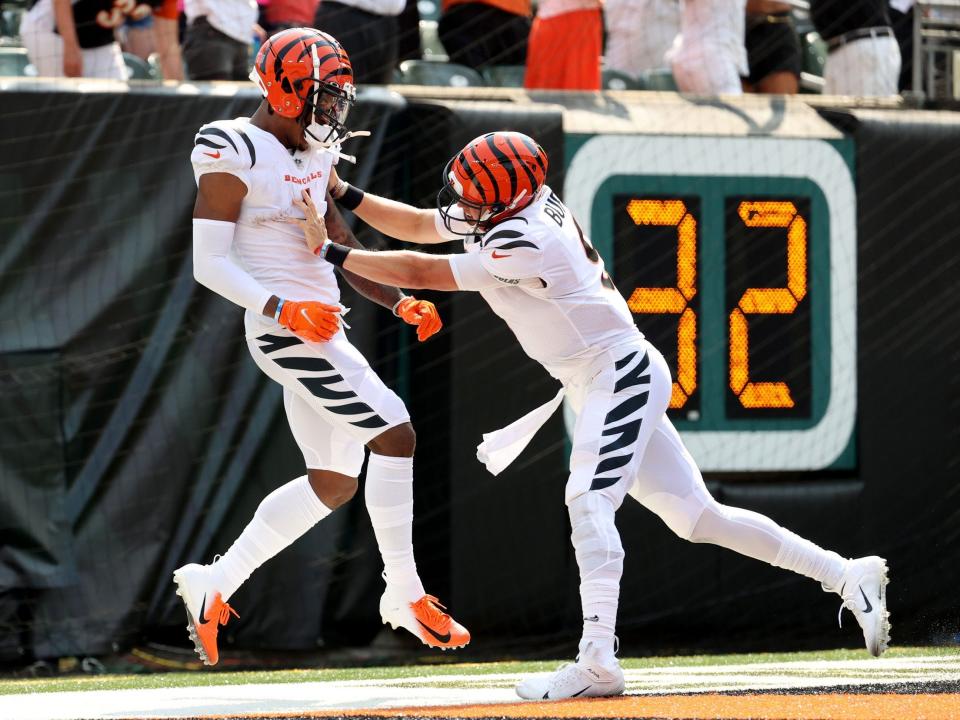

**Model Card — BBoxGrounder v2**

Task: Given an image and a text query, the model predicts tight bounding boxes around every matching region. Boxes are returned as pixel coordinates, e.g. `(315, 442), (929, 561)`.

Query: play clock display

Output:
(566, 136), (856, 472)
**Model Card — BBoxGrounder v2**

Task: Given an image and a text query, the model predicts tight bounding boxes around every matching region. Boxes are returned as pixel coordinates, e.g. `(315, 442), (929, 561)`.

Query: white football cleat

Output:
(516, 641), (625, 700)
(830, 555), (891, 657)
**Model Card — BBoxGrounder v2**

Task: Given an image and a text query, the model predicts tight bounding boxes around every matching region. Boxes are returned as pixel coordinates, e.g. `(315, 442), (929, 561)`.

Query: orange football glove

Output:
(279, 300), (341, 343)
(395, 297), (442, 342)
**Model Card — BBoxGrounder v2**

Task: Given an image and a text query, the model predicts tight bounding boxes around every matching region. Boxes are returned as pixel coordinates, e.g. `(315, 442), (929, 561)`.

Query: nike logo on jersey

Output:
(491, 251), (511, 259)
(417, 619), (451, 644)
(860, 587), (873, 613)
(203, 151), (221, 159)
(197, 594), (210, 624)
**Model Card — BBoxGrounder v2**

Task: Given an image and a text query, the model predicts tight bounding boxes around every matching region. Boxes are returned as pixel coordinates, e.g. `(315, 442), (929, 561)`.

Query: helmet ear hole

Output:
(281, 77), (293, 94)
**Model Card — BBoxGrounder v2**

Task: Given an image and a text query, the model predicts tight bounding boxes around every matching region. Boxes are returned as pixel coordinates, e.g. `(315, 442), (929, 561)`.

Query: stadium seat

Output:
(419, 19), (447, 61)
(482, 64), (525, 87)
(0, 0), (28, 39)
(0, 45), (29, 76)
(146, 52), (163, 80)
(602, 68), (641, 90)
(799, 31), (827, 94)
(123, 52), (155, 80)
(802, 31), (827, 77)
(638, 68), (678, 91)
(397, 59), (484, 87)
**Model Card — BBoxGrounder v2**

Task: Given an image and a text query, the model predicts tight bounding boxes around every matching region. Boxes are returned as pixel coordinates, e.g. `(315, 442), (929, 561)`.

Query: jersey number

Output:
(573, 216), (617, 291)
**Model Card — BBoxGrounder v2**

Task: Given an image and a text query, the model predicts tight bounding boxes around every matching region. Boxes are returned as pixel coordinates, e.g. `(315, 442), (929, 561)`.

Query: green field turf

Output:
(1, 646), (956, 696)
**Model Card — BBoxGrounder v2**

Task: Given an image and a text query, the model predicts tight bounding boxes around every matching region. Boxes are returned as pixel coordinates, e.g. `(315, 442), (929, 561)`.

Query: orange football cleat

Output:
(173, 563), (239, 666)
(381, 590), (470, 650)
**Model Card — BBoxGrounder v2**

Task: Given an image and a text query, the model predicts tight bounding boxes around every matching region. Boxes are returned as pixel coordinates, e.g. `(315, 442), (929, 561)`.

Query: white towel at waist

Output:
(476, 388), (565, 475)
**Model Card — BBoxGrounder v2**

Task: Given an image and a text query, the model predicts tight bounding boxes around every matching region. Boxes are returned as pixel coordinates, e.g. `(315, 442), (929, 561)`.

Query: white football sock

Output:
(569, 492), (623, 662)
(365, 453), (425, 603)
(209, 475), (332, 602)
(689, 503), (847, 589)
(772, 530), (848, 591)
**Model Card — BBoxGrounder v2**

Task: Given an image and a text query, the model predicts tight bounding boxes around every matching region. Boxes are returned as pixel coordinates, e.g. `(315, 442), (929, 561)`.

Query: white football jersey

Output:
(447, 186), (642, 381)
(190, 117), (341, 306)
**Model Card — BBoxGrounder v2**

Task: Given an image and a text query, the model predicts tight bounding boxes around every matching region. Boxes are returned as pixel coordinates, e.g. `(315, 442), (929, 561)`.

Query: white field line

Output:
(0, 655), (957, 720)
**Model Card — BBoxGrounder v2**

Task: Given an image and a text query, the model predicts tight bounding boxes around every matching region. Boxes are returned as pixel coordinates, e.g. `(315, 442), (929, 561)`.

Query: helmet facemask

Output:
(437, 158), (515, 237)
(300, 79), (355, 147)
(297, 40), (356, 148)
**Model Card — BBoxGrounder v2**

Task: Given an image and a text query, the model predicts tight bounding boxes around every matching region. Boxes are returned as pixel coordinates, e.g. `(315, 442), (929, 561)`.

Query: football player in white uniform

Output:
(292, 131), (891, 698)
(172, 28), (469, 667)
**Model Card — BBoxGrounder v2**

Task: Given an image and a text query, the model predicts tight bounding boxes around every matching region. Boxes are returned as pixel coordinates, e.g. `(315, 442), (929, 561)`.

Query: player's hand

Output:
(279, 300), (341, 342)
(395, 297), (442, 342)
(289, 189), (328, 254)
(63, 42), (83, 77)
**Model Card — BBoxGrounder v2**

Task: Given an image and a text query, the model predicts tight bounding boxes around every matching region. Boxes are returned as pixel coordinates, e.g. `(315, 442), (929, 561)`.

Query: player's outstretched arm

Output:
(319, 193), (444, 341)
(327, 168), (447, 244)
(295, 189), (458, 291)
(340, 246), (459, 291)
(323, 193), (408, 308)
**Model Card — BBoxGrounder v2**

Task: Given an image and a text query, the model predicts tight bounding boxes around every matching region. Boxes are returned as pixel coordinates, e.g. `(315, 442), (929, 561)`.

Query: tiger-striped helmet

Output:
(250, 28), (355, 138)
(437, 132), (549, 236)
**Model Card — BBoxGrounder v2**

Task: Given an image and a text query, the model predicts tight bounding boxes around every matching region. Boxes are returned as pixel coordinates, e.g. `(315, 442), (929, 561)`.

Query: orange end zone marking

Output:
(237, 693), (960, 720)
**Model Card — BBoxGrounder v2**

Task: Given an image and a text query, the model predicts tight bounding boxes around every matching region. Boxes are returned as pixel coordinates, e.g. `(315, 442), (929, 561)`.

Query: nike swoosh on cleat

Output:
(417, 619), (451, 644)
(570, 686), (591, 697)
(860, 587), (873, 613)
(197, 594), (210, 625)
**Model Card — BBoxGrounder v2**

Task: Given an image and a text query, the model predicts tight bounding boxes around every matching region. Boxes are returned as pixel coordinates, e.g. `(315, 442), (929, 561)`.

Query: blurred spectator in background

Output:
(264, 0), (318, 31)
(438, 0), (530, 70)
(153, 0), (184, 79)
(743, 0), (800, 93)
(20, 0), (129, 78)
(604, 0), (679, 80)
(811, 0), (900, 96)
(121, 5), (156, 60)
(888, 0), (913, 91)
(313, 0), (402, 84)
(396, 0), (422, 63)
(668, 0), (747, 94)
(524, 0), (601, 90)
(183, 0), (259, 79)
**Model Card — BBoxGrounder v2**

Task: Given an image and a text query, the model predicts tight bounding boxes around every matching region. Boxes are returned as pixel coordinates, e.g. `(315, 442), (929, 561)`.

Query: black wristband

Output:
(325, 242), (352, 267)
(339, 183), (365, 211)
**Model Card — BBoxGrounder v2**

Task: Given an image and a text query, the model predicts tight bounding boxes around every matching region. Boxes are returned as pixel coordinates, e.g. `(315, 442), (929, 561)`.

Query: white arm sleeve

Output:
(193, 219), (273, 314)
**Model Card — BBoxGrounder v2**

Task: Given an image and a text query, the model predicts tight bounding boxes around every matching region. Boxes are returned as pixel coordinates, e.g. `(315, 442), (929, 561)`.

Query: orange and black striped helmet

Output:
(250, 28), (355, 136)
(437, 132), (549, 235)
